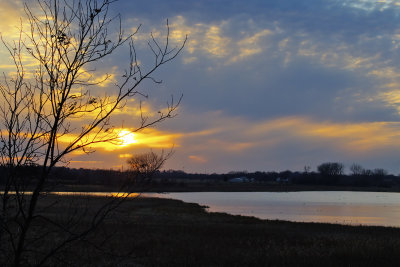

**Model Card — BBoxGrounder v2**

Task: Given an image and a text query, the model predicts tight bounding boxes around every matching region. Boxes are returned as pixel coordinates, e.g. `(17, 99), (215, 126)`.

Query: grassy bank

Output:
(12, 194), (400, 266)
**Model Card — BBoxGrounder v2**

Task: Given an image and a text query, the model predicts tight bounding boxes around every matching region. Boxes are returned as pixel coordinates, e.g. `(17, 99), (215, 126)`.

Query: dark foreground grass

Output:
(19, 195), (400, 266)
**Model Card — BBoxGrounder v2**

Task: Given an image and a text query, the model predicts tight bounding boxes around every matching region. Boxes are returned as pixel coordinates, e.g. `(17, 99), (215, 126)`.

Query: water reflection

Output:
(23, 191), (400, 227)
(49, 191), (140, 198)
(153, 191), (400, 227)
(2, 191), (141, 198)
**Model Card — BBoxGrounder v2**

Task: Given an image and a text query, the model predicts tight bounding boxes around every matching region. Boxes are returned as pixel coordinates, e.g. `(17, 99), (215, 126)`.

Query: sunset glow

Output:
(117, 130), (138, 147)
(3, 1), (400, 265)
(3, 0), (400, 173)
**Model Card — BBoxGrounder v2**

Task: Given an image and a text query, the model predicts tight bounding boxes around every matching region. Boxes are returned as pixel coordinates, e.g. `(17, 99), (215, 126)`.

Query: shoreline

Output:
(35, 189), (400, 228)
(29, 195), (400, 265)
(48, 183), (400, 193)
(3, 193), (400, 265)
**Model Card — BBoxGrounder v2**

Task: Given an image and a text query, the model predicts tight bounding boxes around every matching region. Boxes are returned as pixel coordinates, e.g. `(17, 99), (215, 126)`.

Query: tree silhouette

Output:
(0, 0), (186, 265)
(350, 163), (364, 176)
(317, 162), (344, 177)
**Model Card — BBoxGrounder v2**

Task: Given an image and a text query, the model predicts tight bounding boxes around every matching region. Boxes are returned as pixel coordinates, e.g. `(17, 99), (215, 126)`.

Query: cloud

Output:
(342, 0), (400, 12)
(57, 127), (179, 153)
(188, 155), (207, 163)
(4, 0), (400, 174)
(378, 90), (400, 115)
(163, 16), (276, 64)
(228, 29), (273, 63)
(163, 111), (400, 173)
(167, 16), (232, 60)
(119, 153), (133, 158)
(69, 160), (103, 164)
(0, 1), (24, 38)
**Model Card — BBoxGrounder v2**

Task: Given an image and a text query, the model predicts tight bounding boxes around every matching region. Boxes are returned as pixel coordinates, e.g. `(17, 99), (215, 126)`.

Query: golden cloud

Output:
(0, 1), (25, 39)
(188, 155), (208, 163)
(179, 114), (400, 157)
(119, 153), (133, 158)
(378, 90), (400, 114)
(167, 16), (275, 64)
(296, 35), (382, 71)
(249, 116), (400, 153)
(204, 25), (231, 57)
(183, 56), (198, 64)
(58, 127), (180, 152)
(229, 29), (272, 63)
(69, 160), (103, 164)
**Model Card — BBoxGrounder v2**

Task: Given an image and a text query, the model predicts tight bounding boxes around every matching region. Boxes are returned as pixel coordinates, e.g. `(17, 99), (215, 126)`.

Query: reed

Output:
(12, 195), (400, 266)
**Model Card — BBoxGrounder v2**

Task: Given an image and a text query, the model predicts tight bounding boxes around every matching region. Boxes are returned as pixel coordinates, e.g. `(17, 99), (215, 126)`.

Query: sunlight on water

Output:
(1, 191), (140, 198)
(50, 192), (140, 198)
(110, 192), (139, 198)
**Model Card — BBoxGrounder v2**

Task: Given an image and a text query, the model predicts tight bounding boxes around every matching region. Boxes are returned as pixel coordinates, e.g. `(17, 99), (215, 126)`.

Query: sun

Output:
(118, 130), (138, 146)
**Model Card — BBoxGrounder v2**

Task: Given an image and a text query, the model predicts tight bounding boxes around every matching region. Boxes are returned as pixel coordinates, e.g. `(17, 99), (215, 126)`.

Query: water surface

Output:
(148, 191), (400, 227)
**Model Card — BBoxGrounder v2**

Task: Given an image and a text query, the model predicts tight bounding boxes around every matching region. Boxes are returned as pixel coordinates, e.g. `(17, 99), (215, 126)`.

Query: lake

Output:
(49, 191), (400, 227)
(146, 191), (400, 227)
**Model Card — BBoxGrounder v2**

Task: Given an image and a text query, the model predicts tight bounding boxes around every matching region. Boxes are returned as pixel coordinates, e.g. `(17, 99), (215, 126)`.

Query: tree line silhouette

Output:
(1, 162), (398, 190)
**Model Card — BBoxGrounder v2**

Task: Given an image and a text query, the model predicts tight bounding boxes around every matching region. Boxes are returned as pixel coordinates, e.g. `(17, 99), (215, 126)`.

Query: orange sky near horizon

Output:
(2, 0), (400, 174)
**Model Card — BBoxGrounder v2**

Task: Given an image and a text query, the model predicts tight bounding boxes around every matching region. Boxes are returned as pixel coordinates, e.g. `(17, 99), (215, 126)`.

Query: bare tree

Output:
(126, 150), (171, 185)
(0, 0), (186, 265)
(350, 163), (364, 176)
(373, 168), (388, 177)
(317, 162), (344, 177)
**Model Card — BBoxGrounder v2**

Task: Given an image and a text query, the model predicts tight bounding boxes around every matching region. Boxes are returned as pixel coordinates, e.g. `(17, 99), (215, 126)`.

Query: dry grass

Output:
(6, 195), (400, 266)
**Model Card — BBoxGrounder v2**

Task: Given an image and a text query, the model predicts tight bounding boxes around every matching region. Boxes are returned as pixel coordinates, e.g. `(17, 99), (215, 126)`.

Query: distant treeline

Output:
(0, 162), (398, 189)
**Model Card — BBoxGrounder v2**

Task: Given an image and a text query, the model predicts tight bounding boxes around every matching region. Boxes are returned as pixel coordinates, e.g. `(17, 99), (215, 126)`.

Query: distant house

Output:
(228, 176), (252, 183)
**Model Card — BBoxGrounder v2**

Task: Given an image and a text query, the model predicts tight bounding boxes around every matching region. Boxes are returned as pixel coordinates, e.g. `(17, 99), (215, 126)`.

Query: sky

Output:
(2, 0), (400, 174)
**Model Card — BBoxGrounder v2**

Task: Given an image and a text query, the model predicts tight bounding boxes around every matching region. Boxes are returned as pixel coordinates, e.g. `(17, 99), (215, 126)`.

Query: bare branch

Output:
(0, 0), (185, 265)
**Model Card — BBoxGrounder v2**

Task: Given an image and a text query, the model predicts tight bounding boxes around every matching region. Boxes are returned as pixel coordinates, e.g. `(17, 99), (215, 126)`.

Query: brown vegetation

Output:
(9, 194), (400, 266)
